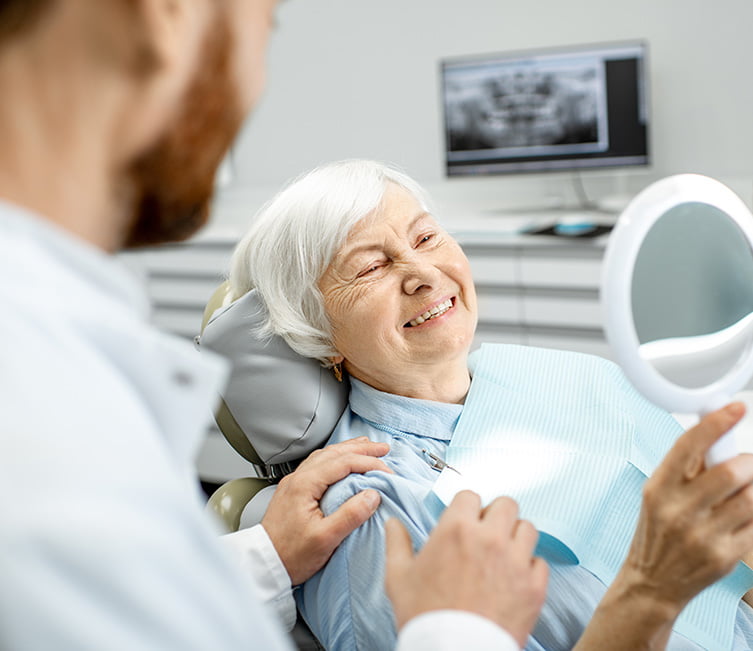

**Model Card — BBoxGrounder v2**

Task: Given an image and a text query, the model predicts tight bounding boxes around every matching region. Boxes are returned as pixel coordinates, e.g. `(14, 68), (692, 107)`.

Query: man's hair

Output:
(0, 0), (55, 41)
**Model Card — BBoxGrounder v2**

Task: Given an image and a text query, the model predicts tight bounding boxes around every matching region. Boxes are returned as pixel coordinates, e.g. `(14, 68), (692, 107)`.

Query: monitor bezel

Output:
(439, 40), (651, 177)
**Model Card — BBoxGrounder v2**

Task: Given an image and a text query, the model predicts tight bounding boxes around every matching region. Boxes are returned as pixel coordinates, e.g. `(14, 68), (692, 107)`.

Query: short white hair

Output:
(228, 160), (432, 365)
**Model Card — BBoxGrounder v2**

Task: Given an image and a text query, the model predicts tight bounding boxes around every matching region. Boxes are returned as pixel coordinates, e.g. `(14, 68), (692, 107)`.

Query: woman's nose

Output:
(401, 258), (441, 295)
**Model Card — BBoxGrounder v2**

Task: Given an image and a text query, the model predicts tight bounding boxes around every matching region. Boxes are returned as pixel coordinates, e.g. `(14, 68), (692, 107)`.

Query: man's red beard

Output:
(123, 14), (244, 248)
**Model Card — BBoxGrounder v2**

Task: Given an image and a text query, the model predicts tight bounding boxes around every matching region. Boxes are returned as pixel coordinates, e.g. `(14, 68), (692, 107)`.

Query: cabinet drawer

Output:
(477, 292), (521, 324)
(523, 296), (603, 329)
(468, 254), (517, 286)
(519, 257), (602, 290)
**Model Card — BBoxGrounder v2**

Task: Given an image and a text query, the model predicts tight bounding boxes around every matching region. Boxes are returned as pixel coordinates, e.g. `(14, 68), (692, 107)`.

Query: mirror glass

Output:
(632, 201), (753, 389)
(602, 174), (753, 465)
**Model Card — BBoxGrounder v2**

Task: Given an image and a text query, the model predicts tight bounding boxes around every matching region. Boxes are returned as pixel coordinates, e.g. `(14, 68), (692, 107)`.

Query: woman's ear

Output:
(330, 355), (345, 383)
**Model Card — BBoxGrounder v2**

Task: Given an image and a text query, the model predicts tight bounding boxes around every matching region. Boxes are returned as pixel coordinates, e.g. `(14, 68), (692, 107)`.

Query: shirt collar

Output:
(348, 377), (463, 441)
(0, 199), (151, 318)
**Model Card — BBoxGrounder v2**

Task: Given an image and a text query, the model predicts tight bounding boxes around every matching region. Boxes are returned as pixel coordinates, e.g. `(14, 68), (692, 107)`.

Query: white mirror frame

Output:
(601, 174), (753, 464)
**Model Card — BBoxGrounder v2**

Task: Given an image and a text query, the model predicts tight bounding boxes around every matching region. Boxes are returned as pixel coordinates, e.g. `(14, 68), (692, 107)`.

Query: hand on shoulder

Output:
(261, 437), (392, 586)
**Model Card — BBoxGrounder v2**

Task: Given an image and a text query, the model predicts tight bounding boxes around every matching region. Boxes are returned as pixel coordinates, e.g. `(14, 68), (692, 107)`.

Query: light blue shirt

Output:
(297, 373), (753, 651)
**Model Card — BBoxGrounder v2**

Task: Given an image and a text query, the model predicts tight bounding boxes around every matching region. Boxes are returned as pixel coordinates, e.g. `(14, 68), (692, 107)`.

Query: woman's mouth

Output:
(404, 298), (454, 327)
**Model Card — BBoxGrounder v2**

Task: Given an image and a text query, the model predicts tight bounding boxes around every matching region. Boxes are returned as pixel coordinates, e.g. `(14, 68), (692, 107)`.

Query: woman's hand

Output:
(625, 402), (753, 612)
(576, 402), (753, 650)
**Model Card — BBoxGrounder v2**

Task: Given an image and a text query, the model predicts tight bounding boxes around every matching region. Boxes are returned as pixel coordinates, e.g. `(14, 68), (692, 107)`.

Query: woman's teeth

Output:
(407, 299), (453, 327)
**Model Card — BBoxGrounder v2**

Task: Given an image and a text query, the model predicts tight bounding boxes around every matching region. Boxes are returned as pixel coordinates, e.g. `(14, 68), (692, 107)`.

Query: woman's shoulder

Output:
(318, 443), (438, 528)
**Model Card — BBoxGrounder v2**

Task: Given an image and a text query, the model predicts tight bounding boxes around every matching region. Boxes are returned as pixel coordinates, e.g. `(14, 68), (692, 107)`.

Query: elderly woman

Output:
(228, 160), (753, 651)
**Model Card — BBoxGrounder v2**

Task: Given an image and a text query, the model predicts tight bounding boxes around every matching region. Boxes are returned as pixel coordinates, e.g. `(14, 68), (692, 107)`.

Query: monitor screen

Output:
(441, 41), (649, 176)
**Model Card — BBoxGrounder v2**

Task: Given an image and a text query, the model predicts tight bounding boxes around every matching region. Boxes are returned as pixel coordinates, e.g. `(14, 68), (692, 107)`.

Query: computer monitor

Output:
(441, 41), (649, 176)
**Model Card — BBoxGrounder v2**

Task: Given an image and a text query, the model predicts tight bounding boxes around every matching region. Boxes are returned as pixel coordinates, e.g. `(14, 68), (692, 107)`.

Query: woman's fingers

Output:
(709, 481), (753, 537)
(693, 453), (753, 511)
(624, 403), (753, 608)
(657, 403), (745, 485)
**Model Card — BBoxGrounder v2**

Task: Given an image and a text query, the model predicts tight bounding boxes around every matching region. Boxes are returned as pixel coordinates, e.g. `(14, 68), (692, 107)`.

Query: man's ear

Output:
(133, 0), (190, 72)
(127, 0), (210, 78)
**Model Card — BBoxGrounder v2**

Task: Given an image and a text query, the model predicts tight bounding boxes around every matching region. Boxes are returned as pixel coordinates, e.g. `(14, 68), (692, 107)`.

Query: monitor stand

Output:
(481, 172), (628, 222)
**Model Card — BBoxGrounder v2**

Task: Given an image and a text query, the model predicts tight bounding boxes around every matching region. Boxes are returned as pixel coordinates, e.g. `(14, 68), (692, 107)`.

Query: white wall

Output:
(210, 0), (753, 229)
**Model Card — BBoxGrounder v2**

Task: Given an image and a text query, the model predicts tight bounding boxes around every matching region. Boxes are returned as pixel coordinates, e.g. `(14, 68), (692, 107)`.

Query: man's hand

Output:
(261, 437), (391, 586)
(385, 490), (548, 648)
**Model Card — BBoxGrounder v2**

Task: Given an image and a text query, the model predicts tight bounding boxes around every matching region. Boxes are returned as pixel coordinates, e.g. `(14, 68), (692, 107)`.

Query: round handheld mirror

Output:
(602, 174), (753, 466)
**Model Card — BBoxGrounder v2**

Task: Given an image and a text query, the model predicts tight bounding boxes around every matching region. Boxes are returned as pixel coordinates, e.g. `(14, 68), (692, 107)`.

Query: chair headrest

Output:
(199, 286), (349, 468)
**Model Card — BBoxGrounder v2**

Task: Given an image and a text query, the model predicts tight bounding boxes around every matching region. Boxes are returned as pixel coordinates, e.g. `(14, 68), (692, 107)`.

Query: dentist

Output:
(0, 2), (545, 650)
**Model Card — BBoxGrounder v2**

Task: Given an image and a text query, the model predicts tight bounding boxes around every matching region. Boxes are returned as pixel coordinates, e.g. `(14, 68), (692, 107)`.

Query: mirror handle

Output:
(705, 429), (738, 467)
(700, 395), (739, 466)
(701, 394), (740, 468)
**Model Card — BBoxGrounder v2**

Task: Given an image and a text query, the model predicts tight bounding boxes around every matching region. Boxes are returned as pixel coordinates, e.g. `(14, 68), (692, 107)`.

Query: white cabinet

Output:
(456, 234), (610, 359)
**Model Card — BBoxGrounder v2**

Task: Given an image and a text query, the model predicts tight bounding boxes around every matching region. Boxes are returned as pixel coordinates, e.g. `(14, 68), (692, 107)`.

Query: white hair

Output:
(228, 159), (432, 365)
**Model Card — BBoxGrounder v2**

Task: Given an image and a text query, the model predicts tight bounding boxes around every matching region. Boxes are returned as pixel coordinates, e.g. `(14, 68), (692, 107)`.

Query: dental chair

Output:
(196, 282), (350, 649)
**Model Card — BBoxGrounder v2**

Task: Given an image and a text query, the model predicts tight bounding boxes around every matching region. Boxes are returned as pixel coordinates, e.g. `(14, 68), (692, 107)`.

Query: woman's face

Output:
(318, 183), (478, 394)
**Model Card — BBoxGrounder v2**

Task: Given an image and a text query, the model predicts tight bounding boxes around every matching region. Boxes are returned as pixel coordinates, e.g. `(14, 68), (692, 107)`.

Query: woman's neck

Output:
(347, 355), (471, 404)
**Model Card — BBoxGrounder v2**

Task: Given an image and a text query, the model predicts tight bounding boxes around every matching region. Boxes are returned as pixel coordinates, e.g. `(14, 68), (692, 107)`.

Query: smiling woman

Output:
(229, 161), (477, 402)
(228, 160), (753, 651)
(317, 182), (477, 403)
(229, 161), (454, 362)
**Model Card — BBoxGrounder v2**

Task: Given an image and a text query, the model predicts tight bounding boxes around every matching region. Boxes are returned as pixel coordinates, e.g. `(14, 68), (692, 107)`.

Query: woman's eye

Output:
(358, 264), (381, 277)
(417, 233), (434, 246)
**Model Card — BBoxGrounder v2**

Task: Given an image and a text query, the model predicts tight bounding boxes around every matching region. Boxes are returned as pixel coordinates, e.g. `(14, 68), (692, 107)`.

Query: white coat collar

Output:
(0, 200), (229, 464)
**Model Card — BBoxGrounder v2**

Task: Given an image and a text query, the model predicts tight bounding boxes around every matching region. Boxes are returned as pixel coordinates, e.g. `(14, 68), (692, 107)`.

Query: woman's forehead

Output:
(336, 211), (436, 263)
(347, 187), (433, 240)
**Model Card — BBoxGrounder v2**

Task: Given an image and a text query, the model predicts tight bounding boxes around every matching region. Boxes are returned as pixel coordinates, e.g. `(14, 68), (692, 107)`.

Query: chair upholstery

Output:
(199, 282), (349, 477)
(199, 283), (273, 527)
(205, 477), (273, 534)
(198, 282), (341, 650)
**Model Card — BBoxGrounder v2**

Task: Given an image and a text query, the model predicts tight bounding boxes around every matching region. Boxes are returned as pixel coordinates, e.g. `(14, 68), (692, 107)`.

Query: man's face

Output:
(124, 0), (277, 248)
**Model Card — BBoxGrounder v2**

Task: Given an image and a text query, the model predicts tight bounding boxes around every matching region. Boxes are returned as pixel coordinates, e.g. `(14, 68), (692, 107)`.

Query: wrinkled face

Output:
(319, 184), (478, 391)
(124, 0), (277, 247)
